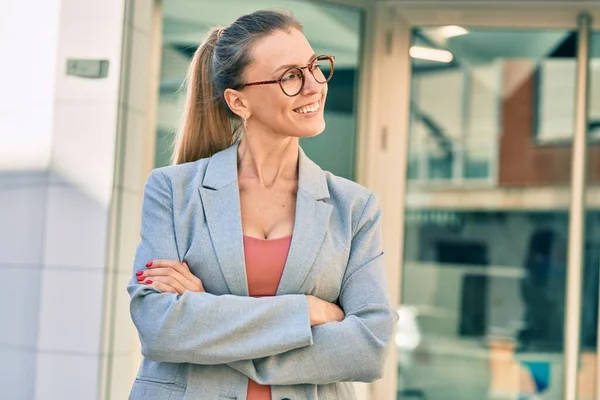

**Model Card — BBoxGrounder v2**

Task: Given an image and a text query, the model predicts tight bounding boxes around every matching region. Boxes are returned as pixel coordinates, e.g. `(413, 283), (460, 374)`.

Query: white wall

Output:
(0, 1), (157, 399)
(0, 2), (61, 399)
(0, 1), (61, 172)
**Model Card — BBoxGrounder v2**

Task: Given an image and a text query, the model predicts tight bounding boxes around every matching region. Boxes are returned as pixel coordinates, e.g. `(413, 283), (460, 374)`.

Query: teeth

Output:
(294, 101), (320, 114)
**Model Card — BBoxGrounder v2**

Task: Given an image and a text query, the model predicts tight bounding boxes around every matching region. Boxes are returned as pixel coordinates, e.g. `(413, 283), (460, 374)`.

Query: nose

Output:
(301, 68), (322, 95)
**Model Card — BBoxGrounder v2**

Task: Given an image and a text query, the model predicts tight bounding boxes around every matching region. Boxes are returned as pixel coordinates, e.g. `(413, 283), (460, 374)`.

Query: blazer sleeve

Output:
(227, 193), (399, 384)
(128, 170), (314, 365)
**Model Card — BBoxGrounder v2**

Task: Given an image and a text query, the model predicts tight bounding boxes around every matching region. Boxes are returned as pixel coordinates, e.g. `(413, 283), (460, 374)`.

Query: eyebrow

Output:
(272, 53), (317, 74)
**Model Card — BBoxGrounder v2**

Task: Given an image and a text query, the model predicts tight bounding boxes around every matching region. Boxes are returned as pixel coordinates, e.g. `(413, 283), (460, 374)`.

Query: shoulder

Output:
(144, 158), (210, 196)
(152, 158), (209, 182)
(325, 172), (372, 203)
(323, 172), (381, 231)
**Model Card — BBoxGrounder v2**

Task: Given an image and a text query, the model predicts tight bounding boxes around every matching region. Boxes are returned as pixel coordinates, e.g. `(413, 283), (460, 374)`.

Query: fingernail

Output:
(146, 262), (153, 267)
(137, 277), (144, 282)
(145, 279), (153, 284)
(136, 271), (143, 276)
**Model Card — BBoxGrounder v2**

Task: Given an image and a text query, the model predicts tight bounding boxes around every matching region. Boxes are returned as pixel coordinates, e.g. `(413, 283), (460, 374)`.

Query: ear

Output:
(223, 88), (250, 119)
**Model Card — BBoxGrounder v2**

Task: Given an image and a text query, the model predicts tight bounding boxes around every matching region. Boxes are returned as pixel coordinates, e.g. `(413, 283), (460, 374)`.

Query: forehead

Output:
(245, 28), (315, 79)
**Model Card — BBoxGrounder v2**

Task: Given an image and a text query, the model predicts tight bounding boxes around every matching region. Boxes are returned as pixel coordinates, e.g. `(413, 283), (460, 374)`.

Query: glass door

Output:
(384, 3), (600, 400)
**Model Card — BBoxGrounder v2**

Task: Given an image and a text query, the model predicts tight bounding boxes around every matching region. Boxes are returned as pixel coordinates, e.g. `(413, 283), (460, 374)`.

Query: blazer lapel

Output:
(199, 143), (332, 297)
(276, 148), (332, 295)
(199, 143), (249, 296)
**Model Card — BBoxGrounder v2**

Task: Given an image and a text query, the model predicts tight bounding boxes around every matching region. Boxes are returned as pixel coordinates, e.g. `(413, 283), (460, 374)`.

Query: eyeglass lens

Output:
(280, 57), (333, 96)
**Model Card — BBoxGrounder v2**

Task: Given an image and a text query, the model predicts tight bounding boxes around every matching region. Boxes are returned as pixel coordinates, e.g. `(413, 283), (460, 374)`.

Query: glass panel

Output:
(464, 64), (499, 180)
(412, 66), (463, 182)
(537, 32), (600, 143)
(408, 112), (427, 181)
(537, 57), (578, 142)
(156, 1), (362, 180)
(399, 27), (578, 400)
(464, 137), (491, 179)
(426, 136), (453, 180)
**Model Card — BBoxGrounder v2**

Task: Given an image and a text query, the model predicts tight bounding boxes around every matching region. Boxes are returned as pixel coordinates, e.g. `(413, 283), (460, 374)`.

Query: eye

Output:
(281, 69), (302, 82)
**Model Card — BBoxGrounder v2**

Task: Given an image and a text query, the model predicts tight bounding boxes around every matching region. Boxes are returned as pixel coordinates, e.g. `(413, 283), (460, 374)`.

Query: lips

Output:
(293, 100), (321, 114)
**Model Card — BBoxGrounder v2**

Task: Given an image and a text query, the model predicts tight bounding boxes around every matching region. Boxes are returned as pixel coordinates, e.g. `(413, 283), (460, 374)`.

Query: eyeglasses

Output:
(238, 55), (335, 97)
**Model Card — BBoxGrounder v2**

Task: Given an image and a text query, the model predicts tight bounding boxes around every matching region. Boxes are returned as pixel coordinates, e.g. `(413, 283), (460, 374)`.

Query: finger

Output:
(147, 259), (197, 282)
(146, 259), (187, 273)
(173, 261), (199, 282)
(183, 262), (205, 292)
(175, 261), (199, 283)
(139, 267), (194, 289)
(146, 276), (188, 294)
(137, 267), (187, 284)
(143, 279), (178, 294)
(136, 268), (204, 293)
(142, 260), (204, 292)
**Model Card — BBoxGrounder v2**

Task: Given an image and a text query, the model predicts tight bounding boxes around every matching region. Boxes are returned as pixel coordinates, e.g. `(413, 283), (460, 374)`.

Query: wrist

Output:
(306, 295), (320, 327)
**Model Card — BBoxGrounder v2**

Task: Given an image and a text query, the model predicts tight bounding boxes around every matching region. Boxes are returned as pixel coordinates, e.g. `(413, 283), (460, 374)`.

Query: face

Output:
(228, 29), (328, 139)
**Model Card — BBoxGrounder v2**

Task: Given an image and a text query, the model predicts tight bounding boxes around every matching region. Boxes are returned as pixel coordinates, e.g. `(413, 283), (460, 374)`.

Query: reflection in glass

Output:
(399, 27), (580, 400)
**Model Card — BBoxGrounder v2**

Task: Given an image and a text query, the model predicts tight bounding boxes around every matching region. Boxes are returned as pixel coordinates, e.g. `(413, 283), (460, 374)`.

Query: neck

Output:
(237, 134), (299, 188)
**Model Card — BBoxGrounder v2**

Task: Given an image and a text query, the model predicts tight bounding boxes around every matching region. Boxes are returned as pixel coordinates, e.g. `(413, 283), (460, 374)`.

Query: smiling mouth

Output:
(293, 100), (321, 114)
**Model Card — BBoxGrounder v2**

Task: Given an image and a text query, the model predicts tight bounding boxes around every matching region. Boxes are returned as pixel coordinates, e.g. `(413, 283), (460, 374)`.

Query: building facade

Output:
(3, 1), (600, 399)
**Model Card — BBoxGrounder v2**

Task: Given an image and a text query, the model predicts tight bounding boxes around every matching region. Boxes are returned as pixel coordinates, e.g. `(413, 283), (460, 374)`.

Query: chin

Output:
(300, 118), (327, 138)
(297, 125), (325, 138)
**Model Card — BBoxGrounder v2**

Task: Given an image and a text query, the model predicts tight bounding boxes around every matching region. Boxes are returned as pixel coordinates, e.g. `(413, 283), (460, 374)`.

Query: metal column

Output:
(565, 11), (592, 400)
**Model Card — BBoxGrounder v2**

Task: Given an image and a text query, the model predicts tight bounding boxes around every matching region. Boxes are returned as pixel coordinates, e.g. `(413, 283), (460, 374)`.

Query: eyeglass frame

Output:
(236, 55), (335, 97)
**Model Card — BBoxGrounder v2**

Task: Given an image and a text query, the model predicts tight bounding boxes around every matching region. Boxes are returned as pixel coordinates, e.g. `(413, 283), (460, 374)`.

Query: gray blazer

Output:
(127, 143), (398, 400)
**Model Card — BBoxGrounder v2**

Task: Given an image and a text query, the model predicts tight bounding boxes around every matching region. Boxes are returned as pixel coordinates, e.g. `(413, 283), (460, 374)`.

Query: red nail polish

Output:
(137, 277), (144, 282)
(136, 271), (143, 276)
(146, 262), (153, 267)
(145, 279), (153, 284)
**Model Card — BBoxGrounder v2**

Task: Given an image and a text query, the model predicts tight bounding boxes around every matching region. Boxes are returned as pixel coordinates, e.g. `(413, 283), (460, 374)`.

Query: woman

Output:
(128, 9), (398, 400)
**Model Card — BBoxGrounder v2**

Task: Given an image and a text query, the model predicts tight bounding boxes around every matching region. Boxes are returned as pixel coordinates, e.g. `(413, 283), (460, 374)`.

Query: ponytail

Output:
(172, 28), (233, 165)
(172, 11), (303, 165)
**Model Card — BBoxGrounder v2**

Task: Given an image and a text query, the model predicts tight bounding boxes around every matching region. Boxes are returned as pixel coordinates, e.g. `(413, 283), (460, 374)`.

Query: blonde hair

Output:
(172, 10), (303, 164)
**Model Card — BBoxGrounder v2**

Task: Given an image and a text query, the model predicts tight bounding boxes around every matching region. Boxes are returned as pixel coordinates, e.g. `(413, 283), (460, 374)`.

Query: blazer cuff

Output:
(293, 295), (314, 347)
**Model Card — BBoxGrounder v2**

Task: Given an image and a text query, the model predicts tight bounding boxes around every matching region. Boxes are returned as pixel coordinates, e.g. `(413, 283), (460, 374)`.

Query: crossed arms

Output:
(127, 170), (398, 385)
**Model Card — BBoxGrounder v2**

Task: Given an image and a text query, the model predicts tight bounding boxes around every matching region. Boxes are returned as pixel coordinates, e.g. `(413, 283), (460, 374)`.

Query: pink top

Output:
(243, 234), (292, 400)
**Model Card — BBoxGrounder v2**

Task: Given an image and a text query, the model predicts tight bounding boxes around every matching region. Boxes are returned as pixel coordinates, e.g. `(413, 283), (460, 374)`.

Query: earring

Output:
(243, 116), (248, 131)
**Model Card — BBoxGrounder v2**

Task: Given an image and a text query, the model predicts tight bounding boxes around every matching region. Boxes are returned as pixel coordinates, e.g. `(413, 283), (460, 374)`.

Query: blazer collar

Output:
(202, 141), (330, 201)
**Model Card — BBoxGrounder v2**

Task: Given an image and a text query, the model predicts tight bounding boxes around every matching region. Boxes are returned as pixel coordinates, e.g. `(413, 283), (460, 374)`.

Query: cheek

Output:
(252, 88), (293, 111)
(251, 96), (295, 128)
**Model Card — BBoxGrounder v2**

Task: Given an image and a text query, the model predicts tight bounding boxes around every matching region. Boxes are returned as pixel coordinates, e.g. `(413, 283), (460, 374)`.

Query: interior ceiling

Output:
(421, 29), (570, 63)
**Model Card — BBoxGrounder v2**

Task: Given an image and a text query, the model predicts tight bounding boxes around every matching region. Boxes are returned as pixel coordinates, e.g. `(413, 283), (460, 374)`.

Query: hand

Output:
(136, 260), (205, 295)
(306, 295), (345, 327)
